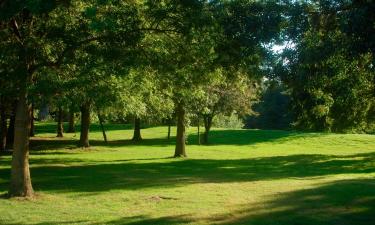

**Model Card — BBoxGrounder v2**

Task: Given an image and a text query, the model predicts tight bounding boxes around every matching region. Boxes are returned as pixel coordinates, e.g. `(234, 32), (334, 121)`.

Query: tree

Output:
(144, 0), (222, 157)
(198, 71), (258, 144)
(0, 0), (142, 197)
(246, 81), (292, 130)
(280, 0), (375, 132)
(121, 68), (174, 142)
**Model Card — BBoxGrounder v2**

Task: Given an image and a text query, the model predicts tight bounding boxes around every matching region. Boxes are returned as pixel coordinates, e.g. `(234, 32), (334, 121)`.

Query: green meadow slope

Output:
(0, 122), (374, 225)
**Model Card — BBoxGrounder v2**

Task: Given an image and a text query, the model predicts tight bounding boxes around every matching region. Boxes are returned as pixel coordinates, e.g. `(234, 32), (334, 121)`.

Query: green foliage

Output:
(280, 0), (375, 133)
(212, 112), (244, 129)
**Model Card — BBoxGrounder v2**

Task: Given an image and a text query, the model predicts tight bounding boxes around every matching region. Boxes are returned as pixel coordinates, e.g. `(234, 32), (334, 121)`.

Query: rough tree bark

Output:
(56, 107), (64, 137)
(174, 102), (187, 157)
(0, 98), (7, 151)
(29, 103), (35, 137)
(132, 117), (142, 142)
(6, 101), (16, 149)
(98, 113), (107, 143)
(79, 103), (90, 148)
(9, 91), (34, 197)
(203, 114), (213, 144)
(67, 109), (75, 133)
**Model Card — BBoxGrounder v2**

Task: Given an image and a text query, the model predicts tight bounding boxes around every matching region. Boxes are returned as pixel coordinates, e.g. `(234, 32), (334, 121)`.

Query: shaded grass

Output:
(0, 122), (374, 225)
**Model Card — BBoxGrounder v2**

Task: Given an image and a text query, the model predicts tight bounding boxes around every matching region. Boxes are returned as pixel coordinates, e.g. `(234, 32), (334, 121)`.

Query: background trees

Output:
(279, 0), (375, 132)
(0, 0), (373, 198)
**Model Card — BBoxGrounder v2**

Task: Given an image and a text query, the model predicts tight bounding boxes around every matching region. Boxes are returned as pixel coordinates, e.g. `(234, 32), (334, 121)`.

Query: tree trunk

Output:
(167, 117), (172, 139)
(203, 114), (213, 144)
(29, 103), (35, 137)
(0, 99), (7, 151)
(132, 117), (142, 142)
(56, 107), (63, 137)
(98, 113), (107, 143)
(67, 109), (75, 133)
(6, 101), (17, 149)
(174, 102), (187, 157)
(9, 92), (34, 197)
(197, 116), (201, 145)
(167, 124), (171, 140)
(79, 104), (90, 148)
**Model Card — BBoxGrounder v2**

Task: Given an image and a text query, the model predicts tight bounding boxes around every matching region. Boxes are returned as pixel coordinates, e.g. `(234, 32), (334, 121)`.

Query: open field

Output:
(0, 122), (374, 225)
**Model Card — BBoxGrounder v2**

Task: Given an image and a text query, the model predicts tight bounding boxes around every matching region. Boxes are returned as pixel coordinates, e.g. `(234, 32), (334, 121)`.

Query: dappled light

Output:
(0, 0), (374, 224)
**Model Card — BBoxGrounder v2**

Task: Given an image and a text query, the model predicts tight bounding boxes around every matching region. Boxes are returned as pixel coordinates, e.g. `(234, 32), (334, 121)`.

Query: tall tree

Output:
(0, 0), (142, 197)
(280, 0), (375, 132)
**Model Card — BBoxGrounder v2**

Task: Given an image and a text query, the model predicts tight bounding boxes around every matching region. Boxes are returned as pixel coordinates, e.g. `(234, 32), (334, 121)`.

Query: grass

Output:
(0, 122), (374, 225)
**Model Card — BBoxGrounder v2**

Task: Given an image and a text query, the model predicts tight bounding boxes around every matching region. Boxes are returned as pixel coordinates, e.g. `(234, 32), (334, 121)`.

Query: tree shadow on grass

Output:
(28, 129), (327, 153)
(98, 215), (192, 225)
(210, 178), (375, 225)
(90, 138), (176, 148)
(30, 138), (79, 152)
(0, 152), (373, 194)
(2, 179), (373, 225)
(34, 122), (134, 134)
(188, 129), (333, 146)
(102, 179), (375, 225)
(1, 216), (190, 225)
(29, 136), (176, 152)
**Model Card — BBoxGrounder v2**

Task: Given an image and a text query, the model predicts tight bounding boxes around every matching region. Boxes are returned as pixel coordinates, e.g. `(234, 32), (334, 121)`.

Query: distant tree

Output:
(246, 81), (292, 130)
(198, 71), (258, 144)
(145, 0), (219, 157)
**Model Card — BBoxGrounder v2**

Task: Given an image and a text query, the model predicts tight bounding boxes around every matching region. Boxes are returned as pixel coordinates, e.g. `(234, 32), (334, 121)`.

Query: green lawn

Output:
(0, 122), (374, 225)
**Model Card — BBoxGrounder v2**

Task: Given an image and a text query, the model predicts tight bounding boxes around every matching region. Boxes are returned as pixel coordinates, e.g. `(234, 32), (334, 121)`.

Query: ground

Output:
(0, 122), (374, 225)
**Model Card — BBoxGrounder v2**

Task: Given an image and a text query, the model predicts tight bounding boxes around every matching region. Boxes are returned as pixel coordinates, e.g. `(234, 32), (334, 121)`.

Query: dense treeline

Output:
(0, 0), (373, 197)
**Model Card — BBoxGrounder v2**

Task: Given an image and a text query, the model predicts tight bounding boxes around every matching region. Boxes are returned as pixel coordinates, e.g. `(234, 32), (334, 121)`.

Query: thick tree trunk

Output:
(203, 114), (213, 144)
(79, 104), (90, 148)
(56, 107), (63, 137)
(67, 110), (75, 133)
(29, 103), (35, 137)
(132, 117), (142, 142)
(9, 92), (34, 197)
(98, 113), (107, 143)
(174, 103), (187, 157)
(6, 101), (16, 149)
(0, 100), (7, 151)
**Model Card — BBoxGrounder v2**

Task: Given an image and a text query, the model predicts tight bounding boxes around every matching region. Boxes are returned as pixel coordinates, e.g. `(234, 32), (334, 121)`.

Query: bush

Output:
(213, 113), (244, 129)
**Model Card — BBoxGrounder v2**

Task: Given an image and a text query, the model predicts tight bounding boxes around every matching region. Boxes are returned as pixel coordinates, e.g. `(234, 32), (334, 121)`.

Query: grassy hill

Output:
(0, 122), (374, 225)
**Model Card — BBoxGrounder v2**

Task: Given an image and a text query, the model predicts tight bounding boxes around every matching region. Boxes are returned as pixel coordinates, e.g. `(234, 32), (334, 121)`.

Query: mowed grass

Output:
(0, 122), (374, 225)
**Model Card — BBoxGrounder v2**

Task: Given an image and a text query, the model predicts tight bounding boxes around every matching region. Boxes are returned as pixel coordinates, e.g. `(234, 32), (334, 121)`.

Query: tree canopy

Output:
(0, 0), (374, 198)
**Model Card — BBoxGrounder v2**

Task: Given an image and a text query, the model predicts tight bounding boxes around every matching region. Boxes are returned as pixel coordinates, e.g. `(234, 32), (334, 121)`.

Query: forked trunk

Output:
(79, 104), (90, 148)
(203, 114), (213, 144)
(9, 92), (34, 197)
(174, 102), (186, 157)
(0, 100), (7, 151)
(132, 117), (142, 142)
(67, 110), (75, 133)
(98, 113), (107, 143)
(56, 107), (63, 137)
